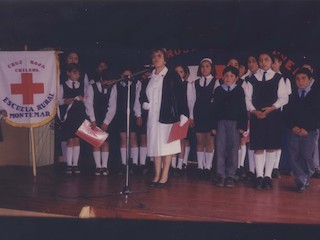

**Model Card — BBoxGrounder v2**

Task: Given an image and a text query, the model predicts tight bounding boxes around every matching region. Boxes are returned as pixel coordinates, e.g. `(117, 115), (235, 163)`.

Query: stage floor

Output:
(0, 165), (319, 224)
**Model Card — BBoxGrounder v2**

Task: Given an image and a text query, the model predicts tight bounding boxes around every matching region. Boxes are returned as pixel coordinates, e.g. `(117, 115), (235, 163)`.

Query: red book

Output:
(76, 119), (109, 148)
(167, 119), (190, 143)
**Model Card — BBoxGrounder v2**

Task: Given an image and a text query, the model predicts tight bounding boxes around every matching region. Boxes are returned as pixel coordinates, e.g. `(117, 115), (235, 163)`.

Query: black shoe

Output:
(225, 177), (235, 188)
(272, 168), (281, 179)
(215, 177), (225, 187)
(244, 172), (256, 184)
(73, 166), (80, 174)
(296, 183), (306, 193)
(101, 168), (109, 176)
(262, 177), (272, 190)
(65, 166), (73, 175)
(196, 168), (203, 179)
(312, 169), (320, 178)
(156, 181), (169, 188)
(131, 164), (139, 175)
(254, 177), (263, 190)
(147, 181), (158, 187)
(203, 169), (211, 180)
(95, 168), (101, 176)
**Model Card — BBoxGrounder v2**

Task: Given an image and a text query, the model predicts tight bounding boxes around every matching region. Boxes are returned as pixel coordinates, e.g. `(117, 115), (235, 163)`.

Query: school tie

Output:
(227, 86), (231, 92)
(72, 81), (76, 89)
(204, 77), (207, 87)
(300, 90), (306, 99)
(262, 71), (267, 82)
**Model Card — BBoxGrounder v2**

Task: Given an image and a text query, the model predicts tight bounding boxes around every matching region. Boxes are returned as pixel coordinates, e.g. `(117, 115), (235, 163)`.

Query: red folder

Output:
(167, 119), (190, 143)
(76, 119), (109, 148)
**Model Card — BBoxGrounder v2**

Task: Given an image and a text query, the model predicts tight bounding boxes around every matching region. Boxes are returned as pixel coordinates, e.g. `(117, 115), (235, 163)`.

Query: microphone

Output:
(143, 64), (154, 68)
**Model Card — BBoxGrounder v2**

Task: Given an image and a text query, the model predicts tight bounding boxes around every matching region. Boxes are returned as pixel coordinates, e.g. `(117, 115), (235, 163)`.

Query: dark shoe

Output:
(156, 181), (169, 188)
(141, 165), (150, 176)
(196, 168), (203, 179)
(312, 169), (320, 178)
(95, 168), (101, 176)
(262, 177), (272, 190)
(272, 168), (281, 179)
(215, 177), (225, 187)
(225, 177), (235, 188)
(296, 183), (306, 193)
(147, 181), (158, 187)
(254, 177), (263, 190)
(73, 166), (80, 174)
(101, 168), (109, 176)
(244, 172), (256, 184)
(65, 166), (73, 175)
(203, 169), (211, 180)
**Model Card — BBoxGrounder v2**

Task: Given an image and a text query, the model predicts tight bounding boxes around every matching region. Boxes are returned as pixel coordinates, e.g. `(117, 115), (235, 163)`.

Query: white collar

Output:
(152, 66), (168, 77)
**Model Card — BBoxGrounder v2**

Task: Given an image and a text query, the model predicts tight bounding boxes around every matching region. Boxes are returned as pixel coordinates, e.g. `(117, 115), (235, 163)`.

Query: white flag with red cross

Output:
(0, 51), (59, 127)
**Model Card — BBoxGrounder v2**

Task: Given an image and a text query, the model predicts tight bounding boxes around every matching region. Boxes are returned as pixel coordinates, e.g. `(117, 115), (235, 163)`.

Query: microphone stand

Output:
(81, 67), (152, 208)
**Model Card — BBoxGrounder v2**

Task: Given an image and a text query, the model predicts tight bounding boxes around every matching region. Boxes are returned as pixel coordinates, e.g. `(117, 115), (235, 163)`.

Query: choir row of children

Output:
(57, 50), (320, 193)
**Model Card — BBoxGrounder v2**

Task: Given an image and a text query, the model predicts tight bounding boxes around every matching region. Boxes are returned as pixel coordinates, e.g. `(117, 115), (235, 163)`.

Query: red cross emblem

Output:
(11, 73), (44, 105)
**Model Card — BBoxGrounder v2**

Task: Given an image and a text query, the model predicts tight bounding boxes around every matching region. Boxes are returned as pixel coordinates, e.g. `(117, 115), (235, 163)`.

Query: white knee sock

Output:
(248, 149), (255, 173)
(93, 151), (101, 168)
(205, 151), (214, 170)
(197, 152), (204, 169)
(240, 145), (246, 167)
(171, 155), (177, 168)
(139, 147), (147, 166)
(265, 152), (276, 178)
(72, 146), (80, 166)
(66, 146), (73, 166)
(183, 146), (190, 165)
(274, 149), (281, 169)
(254, 152), (265, 178)
(177, 158), (183, 169)
(61, 141), (67, 163)
(131, 147), (139, 165)
(101, 152), (109, 168)
(238, 149), (242, 168)
(120, 148), (126, 165)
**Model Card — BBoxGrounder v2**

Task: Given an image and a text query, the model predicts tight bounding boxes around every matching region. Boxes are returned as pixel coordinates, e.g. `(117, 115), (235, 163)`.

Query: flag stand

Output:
(30, 127), (37, 176)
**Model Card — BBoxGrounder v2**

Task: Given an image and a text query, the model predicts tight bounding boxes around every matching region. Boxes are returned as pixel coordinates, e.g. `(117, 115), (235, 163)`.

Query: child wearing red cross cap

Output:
(59, 63), (87, 175)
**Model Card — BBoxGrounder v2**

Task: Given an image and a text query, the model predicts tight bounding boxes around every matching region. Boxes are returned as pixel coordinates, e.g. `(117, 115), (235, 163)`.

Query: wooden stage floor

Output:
(0, 165), (320, 224)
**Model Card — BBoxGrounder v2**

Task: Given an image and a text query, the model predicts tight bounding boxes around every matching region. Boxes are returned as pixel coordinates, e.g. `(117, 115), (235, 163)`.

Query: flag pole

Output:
(24, 45), (37, 177)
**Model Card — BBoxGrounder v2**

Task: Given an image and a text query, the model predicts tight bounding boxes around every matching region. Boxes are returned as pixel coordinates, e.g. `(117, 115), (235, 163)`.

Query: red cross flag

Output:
(0, 51), (59, 127)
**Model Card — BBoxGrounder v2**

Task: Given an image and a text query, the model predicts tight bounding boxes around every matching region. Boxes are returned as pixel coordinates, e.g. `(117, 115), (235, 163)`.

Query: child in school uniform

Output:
(283, 68), (320, 192)
(211, 66), (248, 187)
(59, 63), (87, 175)
(300, 63), (320, 178)
(271, 54), (292, 178)
(85, 69), (117, 176)
(116, 68), (139, 175)
(59, 51), (91, 166)
(189, 58), (216, 180)
(215, 57), (248, 180)
(246, 52), (289, 190)
(171, 64), (191, 176)
(242, 54), (260, 182)
(90, 59), (108, 83)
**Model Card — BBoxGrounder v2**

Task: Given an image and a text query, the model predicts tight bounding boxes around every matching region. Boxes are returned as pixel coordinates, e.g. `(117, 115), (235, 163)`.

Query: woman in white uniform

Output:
(140, 48), (188, 188)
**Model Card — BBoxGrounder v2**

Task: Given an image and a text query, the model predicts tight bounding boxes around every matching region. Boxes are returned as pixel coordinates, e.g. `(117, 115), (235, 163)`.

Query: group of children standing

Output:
(57, 50), (320, 193)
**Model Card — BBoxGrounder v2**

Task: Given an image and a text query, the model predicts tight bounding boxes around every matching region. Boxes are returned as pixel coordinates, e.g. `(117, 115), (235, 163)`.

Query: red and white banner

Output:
(0, 51), (59, 127)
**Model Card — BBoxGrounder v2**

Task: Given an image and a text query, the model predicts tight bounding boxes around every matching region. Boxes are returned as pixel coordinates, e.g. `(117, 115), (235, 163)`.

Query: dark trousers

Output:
(287, 129), (317, 185)
(216, 120), (240, 178)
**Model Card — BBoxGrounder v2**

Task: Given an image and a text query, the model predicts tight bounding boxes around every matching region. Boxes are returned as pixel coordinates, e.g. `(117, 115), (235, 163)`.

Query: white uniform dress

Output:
(146, 67), (181, 157)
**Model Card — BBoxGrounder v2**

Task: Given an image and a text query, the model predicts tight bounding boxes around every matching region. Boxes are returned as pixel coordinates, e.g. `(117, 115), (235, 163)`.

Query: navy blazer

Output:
(140, 69), (188, 124)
